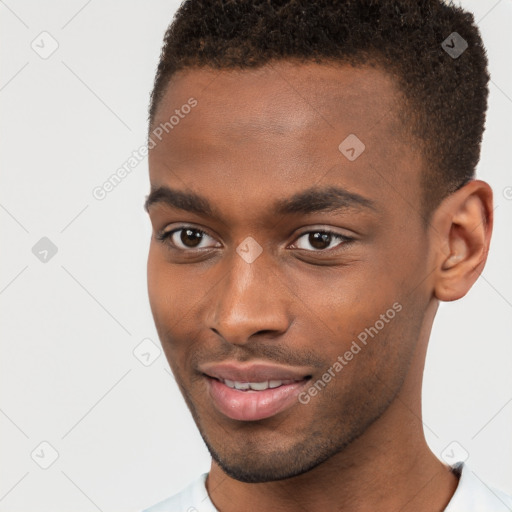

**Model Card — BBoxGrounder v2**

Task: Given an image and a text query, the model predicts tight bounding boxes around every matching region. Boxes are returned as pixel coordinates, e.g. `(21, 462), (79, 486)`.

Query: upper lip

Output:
(200, 361), (312, 382)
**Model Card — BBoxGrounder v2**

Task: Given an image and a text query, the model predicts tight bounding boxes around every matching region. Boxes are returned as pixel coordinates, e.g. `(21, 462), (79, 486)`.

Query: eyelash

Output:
(155, 225), (354, 253)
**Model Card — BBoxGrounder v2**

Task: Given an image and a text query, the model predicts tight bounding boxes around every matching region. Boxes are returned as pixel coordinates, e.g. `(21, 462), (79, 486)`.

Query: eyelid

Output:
(157, 224), (221, 248)
(291, 228), (354, 251)
(157, 223), (355, 254)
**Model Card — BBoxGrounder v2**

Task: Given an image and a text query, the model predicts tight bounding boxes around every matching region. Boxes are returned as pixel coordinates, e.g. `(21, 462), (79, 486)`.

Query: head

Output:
(144, 0), (493, 483)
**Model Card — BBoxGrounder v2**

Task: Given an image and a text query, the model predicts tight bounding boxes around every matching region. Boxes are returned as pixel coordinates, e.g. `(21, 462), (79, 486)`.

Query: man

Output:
(142, 0), (512, 510)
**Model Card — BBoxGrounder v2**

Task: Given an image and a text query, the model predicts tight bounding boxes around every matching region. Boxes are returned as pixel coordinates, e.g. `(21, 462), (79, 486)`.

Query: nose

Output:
(207, 247), (291, 346)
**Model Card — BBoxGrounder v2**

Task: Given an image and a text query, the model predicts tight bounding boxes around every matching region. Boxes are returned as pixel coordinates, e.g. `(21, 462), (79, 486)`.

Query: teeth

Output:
(248, 381), (269, 391)
(222, 379), (298, 391)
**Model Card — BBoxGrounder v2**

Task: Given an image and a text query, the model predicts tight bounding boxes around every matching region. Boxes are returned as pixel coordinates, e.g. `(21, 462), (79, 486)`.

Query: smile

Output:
(204, 375), (311, 421)
(218, 378), (304, 391)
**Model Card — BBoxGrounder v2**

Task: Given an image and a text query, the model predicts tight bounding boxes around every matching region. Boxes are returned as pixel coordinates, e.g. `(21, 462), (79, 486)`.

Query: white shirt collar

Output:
(142, 462), (512, 511)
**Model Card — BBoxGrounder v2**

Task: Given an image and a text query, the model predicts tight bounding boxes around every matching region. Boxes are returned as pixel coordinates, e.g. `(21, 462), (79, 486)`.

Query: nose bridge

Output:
(209, 244), (290, 344)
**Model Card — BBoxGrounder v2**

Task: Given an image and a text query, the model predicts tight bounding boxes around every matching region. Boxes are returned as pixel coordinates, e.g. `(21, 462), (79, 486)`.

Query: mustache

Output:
(188, 341), (326, 371)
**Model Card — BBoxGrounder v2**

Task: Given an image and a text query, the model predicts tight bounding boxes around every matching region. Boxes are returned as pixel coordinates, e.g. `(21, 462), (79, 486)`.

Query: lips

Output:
(200, 361), (312, 383)
(221, 378), (301, 391)
(200, 361), (312, 421)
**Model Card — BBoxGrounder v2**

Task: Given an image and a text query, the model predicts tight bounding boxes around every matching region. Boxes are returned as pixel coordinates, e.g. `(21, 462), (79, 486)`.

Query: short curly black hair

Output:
(148, 0), (490, 218)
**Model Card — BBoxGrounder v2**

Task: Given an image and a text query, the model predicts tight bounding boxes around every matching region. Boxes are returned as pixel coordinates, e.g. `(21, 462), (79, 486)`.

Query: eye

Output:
(156, 225), (353, 253)
(155, 226), (221, 250)
(292, 230), (353, 251)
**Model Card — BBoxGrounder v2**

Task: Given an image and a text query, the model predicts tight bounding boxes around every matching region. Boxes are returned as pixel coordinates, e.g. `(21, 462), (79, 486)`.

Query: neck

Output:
(206, 300), (459, 512)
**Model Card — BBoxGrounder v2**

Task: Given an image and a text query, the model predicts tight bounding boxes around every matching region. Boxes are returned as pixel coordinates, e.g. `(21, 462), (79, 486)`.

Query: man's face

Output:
(146, 62), (434, 482)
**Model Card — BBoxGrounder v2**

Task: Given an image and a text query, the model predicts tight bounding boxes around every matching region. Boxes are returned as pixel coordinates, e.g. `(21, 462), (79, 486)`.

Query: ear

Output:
(430, 180), (493, 302)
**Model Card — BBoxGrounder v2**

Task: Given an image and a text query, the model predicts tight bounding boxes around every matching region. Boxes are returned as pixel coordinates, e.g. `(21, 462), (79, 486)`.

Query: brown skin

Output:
(145, 62), (493, 512)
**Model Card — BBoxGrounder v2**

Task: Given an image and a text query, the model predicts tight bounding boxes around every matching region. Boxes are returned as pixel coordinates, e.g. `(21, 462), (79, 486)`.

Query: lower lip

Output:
(206, 377), (309, 421)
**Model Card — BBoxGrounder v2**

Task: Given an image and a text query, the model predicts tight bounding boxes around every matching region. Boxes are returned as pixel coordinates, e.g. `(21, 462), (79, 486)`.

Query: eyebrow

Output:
(144, 185), (376, 219)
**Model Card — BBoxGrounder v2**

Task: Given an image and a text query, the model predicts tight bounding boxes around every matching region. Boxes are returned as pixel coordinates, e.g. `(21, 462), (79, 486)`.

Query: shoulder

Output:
(445, 462), (512, 512)
(141, 473), (217, 512)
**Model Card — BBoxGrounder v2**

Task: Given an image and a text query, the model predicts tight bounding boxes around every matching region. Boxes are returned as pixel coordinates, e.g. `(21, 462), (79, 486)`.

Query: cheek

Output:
(320, 304), (418, 412)
(147, 246), (168, 321)
(147, 244), (191, 317)
(297, 271), (413, 371)
(284, 266), (389, 338)
(147, 246), (207, 367)
(147, 246), (187, 343)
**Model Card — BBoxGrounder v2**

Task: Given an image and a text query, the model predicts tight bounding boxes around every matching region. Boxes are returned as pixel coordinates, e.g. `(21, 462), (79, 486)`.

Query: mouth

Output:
(200, 362), (312, 421)
(212, 377), (307, 391)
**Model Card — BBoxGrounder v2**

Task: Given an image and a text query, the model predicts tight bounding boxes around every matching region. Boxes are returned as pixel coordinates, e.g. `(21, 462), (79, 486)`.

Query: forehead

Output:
(148, 61), (422, 222)
(153, 61), (405, 136)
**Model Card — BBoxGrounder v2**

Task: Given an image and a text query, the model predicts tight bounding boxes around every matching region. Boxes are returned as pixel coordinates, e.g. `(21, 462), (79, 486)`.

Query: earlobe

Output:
(432, 180), (493, 302)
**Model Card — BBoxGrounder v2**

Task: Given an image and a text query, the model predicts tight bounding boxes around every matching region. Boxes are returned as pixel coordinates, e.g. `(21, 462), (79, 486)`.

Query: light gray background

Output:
(1, 1), (511, 511)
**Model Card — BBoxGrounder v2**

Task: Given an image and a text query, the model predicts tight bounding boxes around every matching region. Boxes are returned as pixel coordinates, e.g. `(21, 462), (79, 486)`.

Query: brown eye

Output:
(156, 226), (220, 251)
(179, 228), (204, 248)
(309, 232), (332, 250)
(294, 230), (352, 252)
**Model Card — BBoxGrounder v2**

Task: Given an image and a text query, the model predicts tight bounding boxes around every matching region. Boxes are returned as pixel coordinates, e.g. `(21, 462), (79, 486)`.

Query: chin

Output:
(202, 429), (346, 483)
(211, 454), (316, 483)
